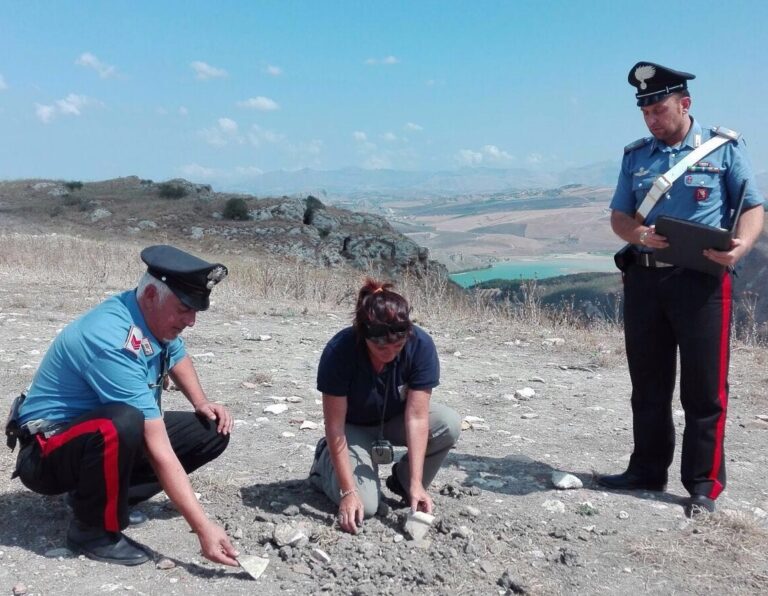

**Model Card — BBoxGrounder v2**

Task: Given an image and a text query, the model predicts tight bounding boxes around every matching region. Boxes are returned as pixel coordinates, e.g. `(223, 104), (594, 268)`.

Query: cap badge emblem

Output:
(206, 265), (227, 289)
(634, 64), (656, 90)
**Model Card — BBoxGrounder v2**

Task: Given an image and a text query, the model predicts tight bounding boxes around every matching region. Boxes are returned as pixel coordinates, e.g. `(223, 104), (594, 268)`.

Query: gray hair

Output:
(137, 272), (174, 304)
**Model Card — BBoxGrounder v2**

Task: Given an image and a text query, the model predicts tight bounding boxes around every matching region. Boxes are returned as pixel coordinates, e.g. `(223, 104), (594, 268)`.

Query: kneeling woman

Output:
(309, 278), (461, 534)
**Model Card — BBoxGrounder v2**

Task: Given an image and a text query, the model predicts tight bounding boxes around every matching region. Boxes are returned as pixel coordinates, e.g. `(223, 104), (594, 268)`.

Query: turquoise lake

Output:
(450, 254), (616, 288)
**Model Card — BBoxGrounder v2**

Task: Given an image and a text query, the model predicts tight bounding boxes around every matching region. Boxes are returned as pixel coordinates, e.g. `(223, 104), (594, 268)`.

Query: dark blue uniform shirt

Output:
(317, 325), (440, 426)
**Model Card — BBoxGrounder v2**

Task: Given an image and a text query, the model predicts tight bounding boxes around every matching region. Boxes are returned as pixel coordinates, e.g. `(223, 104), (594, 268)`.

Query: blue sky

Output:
(2, 1), (767, 190)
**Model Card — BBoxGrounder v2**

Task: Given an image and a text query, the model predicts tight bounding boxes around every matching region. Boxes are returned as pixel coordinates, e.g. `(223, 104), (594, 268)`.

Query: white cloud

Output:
(482, 144), (515, 163)
(265, 65), (282, 76)
(235, 165), (264, 176)
(237, 96), (280, 111)
(456, 149), (483, 165)
(179, 163), (217, 179)
(382, 132), (397, 142)
(200, 117), (242, 146)
(365, 55), (400, 66)
(247, 124), (285, 147)
(75, 52), (116, 78)
(191, 61), (228, 80)
(0, 74), (7, 90)
(155, 107), (168, 115)
(35, 93), (101, 123)
(526, 152), (543, 164)
(178, 106), (189, 116)
(364, 155), (392, 169)
(405, 122), (423, 131)
(352, 131), (368, 142)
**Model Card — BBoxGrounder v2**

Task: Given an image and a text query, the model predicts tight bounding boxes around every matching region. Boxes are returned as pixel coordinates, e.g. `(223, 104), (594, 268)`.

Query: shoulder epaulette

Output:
(712, 126), (741, 142)
(624, 137), (652, 154)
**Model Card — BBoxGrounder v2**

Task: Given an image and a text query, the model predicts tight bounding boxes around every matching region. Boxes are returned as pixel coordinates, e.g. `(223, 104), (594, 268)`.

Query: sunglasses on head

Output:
(363, 322), (411, 345)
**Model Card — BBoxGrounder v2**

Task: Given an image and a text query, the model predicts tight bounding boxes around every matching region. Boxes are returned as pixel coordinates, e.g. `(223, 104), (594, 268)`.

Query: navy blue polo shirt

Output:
(317, 325), (440, 425)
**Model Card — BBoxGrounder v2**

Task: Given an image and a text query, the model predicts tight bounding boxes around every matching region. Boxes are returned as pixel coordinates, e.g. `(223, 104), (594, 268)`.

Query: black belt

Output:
(630, 251), (675, 268)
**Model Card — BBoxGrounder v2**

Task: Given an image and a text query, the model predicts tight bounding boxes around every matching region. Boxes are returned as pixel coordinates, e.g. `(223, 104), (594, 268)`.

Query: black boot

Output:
(385, 463), (409, 502)
(596, 470), (666, 492)
(66, 520), (150, 566)
(684, 495), (716, 518)
(64, 492), (148, 526)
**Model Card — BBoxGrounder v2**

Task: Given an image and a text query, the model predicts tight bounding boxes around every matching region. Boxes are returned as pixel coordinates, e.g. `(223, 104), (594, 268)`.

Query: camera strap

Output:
(377, 368), (394, 441)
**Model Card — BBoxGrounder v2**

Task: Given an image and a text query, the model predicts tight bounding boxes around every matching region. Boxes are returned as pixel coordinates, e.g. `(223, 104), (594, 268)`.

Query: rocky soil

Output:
(1, 273), (768, 596)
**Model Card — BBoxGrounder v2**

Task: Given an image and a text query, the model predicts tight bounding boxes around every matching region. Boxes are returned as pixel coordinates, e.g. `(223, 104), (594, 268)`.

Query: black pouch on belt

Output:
(5, 393), (27, 452)
(613, 244), (632, 272)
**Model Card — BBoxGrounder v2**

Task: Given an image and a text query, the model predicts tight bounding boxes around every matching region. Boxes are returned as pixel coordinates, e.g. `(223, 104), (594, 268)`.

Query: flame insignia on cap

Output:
(206, 265), (227, 289)
(634, 64), (656, 90)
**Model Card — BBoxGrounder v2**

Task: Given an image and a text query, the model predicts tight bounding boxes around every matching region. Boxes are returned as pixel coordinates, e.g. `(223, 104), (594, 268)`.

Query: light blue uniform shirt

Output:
(611, 118), (764, 234)
(19, 290), (186, 424)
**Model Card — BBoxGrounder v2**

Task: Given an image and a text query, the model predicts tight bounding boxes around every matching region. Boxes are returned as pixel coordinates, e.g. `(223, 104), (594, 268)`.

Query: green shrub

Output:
(158, 182), (188, 199)
(64, 181), (83, 191)
(223, 197), (249, 221)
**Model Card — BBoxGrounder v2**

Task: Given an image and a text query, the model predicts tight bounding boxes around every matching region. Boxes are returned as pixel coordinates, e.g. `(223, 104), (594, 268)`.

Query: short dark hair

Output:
(352, 278), (411, 337)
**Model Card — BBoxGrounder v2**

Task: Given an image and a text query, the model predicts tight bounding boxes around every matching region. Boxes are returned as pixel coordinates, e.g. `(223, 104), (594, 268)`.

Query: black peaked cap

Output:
(628, 62), (695, 106)
(140, 245), (227, 311)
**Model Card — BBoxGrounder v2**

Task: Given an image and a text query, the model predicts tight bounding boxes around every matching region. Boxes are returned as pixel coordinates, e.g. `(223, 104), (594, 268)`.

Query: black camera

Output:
(370, 439), (394, 465)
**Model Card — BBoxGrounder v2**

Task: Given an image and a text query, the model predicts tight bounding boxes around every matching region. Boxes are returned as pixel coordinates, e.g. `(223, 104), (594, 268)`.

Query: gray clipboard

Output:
(652, 180), (748, 276)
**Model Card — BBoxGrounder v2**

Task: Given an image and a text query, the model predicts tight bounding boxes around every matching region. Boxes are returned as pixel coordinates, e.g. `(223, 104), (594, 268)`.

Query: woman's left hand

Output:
(409, 485), (433, 514)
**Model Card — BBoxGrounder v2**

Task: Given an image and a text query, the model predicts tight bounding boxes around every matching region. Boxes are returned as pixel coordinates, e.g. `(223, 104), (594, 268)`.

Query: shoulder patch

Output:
(123, 325), (144, 356)
(712, 126), (741, 142)
(624, 137), (651, 154)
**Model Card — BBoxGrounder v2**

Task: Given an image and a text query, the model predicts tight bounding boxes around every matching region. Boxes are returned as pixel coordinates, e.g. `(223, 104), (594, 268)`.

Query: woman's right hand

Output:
(337, 491), (364, 534)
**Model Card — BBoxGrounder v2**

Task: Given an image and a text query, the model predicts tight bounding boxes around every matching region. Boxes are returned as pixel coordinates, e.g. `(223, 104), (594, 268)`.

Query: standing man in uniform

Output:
(6, 245), (240, 566)
(598, 62), (765, 517)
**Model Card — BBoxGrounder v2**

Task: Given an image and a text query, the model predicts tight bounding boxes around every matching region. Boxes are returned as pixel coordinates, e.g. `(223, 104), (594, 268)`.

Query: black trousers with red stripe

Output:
(14, 403), (229, 532)
(622, 265), (732, 499)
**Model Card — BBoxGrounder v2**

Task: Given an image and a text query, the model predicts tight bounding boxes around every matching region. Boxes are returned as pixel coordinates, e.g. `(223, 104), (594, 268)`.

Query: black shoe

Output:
(385, 463), (409, 502)
(596, 470), (667, 492)
(66, 521), (150, 566)
(684, 495), (716, 518)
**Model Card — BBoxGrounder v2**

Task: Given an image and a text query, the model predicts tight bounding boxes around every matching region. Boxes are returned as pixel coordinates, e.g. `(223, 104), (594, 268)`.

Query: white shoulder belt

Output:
(635, 128), (738, 222)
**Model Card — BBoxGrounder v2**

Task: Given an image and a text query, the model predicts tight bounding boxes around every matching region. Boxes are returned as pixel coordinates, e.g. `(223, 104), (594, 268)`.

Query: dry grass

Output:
(628, 511), (768, 592)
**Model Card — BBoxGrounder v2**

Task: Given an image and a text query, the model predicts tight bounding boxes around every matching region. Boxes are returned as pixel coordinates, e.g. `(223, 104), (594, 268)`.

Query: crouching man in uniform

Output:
(5, 245), (239, 566)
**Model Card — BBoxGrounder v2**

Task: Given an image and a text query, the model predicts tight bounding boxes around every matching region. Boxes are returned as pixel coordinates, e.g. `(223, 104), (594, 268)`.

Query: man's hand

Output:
(197, 520), (240, 566)
(409, 485), (433, 514)
(337, 492), (364, 534)
(703, 237), (748, 268)
(194, 401), (233, 435)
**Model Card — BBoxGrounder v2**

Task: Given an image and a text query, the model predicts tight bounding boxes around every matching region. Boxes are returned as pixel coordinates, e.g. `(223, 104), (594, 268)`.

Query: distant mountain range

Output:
(225, 162), (623, 198)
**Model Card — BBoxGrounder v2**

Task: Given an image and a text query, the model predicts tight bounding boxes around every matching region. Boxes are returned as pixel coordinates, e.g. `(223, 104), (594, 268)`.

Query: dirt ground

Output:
(1, 272), (768, 595)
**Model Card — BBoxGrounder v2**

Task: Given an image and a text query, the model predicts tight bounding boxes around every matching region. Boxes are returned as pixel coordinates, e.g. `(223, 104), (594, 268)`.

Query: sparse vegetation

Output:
(157, 182), (188, 199)
(223, 197), (249, 221)
(64, 180), (83, 191)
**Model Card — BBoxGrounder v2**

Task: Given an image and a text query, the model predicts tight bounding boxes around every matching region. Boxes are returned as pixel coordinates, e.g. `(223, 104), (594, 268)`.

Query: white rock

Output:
(463, 416), (485, 424)
(403, 511), (434, 541)
(756, 414), (768, 422)
(273, 524), (308, 547)
(521, 412), (539, 420)
(44, 547), (73, 558)
(286, 396), (304, 403)
(515, 387), (536, 400)
(542, 337), (565, 346)
(241, 381), (258, 389)
(192, 352), (215, 359)
(311, 548), (331, 564)
(281, 431), (296, 438)
(300, 420), (319, 430)
(263, 404), (288, 415)
(542, 499), (566, 514)
(257, 334), (272, 341)
(618, 511), (629, 520)
(238, 555), (269, 580)
(551, 471), (583, 490)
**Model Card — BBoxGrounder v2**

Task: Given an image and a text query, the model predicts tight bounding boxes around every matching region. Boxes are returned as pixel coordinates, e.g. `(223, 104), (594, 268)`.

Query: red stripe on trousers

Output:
(37, 419), (121, 532)
(708, 273), (732, 499)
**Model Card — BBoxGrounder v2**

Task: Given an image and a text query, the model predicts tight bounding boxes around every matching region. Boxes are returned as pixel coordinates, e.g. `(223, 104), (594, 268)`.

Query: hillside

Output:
(0, 177), (445, 281)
